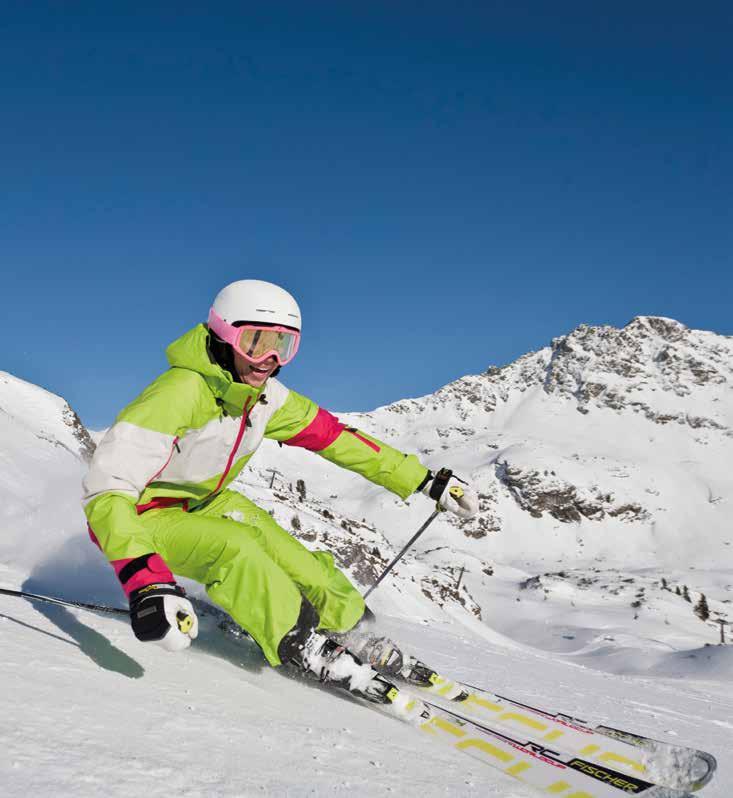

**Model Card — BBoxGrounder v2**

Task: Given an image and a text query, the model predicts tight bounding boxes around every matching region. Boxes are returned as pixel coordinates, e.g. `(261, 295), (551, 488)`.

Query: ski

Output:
(312, 669), (695, 798)
(199, 602), (716, 793)
(394, 653), (716, 793)
(413, 699), (696, 798)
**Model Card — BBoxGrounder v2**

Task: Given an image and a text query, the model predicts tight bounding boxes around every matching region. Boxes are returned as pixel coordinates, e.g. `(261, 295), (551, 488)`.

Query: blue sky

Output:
(2, 3), (731, 429)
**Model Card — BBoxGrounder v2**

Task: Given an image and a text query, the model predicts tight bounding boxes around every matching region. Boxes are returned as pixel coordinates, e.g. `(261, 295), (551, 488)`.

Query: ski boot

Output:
(350, 635), (405, 677)
(300, 633), (401, 705)
(278, 599), (398, 705)
(295, 633), (430, 722)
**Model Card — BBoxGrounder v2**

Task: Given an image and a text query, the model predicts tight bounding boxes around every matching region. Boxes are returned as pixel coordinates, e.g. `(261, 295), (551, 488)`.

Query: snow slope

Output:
(0, 317), (731, 796)
(1, 572), (731, 797)
(2, 568), (731, 797)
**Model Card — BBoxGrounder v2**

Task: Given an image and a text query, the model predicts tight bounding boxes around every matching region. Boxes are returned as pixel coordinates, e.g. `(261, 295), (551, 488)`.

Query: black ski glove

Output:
(129, 583), (199, 652)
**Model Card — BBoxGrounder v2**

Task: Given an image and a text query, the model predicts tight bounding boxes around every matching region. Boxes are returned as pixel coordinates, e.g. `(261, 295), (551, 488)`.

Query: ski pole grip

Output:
(429, 468), (453, 503)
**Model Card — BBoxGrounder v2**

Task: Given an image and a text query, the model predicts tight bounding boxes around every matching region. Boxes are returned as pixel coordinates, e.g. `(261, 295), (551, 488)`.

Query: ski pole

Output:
(0, 586), (128, 616)
(363, 508), (442, 600)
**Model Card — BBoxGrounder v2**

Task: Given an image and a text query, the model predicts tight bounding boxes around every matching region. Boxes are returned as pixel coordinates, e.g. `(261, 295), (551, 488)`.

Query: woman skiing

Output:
(83, 279), (478, 692)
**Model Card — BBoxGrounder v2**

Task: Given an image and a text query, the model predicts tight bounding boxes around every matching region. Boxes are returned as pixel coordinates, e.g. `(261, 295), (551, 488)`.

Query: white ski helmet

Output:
(210, 280), (302, 331)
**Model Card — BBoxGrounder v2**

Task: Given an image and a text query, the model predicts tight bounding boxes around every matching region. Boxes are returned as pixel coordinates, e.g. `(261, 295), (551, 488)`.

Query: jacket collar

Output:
(165, 324), (264, 414)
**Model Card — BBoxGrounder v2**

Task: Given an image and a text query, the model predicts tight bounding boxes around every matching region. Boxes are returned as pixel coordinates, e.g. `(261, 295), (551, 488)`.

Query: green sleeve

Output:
(264, 388), (319, 441)
(266, 389), (428, 500)
(320, 428), (429, 500)
(84, 493), (159, 561)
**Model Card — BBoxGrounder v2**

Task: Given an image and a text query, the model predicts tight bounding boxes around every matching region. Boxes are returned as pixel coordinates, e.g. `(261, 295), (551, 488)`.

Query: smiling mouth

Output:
(249, 364), (271, 374)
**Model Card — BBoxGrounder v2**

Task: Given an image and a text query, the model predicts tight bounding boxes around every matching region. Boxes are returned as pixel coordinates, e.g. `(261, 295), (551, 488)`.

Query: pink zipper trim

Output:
(135, 399), (252, 514)
(145, 436), (180, 487)
(347, 428), (381, 453)
(205, 397), (253, 498)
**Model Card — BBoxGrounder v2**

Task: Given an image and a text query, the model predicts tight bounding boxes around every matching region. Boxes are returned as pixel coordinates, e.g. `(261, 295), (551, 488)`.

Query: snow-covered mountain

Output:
(1, 317), (731, 797)
(0, 371), (96, 577)
(246, 317), (732, 655)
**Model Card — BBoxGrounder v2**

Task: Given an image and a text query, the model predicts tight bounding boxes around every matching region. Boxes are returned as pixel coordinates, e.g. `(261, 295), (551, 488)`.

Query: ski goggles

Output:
(208, 308), (301, 366)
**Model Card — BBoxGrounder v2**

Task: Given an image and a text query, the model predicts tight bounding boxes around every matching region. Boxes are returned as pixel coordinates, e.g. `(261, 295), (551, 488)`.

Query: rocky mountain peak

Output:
(543, 316), (732, 429)
(327, 317), (730, 580)
(379, 316), (731, 436)
(0, 371), (96, 462)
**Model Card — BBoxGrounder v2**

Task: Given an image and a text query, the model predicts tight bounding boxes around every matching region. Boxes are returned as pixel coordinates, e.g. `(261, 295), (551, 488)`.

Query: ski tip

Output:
(687, 751), (717, 792)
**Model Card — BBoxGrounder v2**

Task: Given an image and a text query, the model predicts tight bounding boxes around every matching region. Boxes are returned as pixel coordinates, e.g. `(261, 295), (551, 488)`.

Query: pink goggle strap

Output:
(207, 308), (300, 365)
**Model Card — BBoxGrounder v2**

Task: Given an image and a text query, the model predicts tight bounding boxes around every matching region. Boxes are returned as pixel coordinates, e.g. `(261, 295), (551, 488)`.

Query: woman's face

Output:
(233, 350), (278, 387)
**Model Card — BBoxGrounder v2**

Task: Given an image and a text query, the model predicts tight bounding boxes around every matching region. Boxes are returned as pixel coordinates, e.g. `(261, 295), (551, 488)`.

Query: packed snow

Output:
(1, 317), (731, 796)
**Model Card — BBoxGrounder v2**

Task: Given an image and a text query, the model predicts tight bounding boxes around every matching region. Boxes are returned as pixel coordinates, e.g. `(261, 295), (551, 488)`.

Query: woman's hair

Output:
(207, 329), (238, 379)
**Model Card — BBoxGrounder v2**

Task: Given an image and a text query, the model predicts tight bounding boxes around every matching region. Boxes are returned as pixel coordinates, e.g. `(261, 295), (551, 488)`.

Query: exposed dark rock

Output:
(63, 405), (96, 462)
(497, 461), (650, 524)
(420, 569), (482, 619)
(452, 491), (502, 537)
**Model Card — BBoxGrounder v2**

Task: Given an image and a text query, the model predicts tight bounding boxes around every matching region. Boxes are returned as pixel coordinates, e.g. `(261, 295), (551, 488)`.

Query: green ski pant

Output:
(137, 490), (365, 665)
